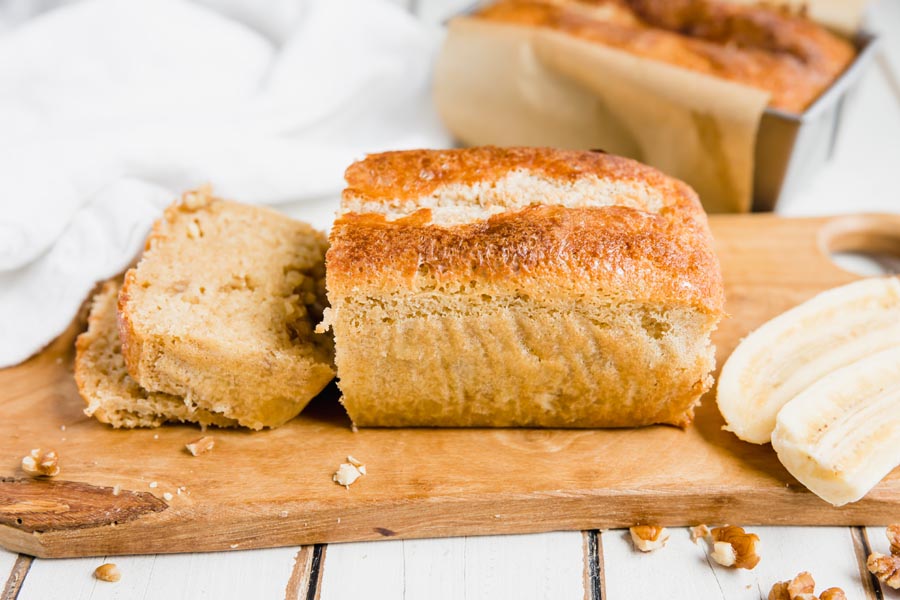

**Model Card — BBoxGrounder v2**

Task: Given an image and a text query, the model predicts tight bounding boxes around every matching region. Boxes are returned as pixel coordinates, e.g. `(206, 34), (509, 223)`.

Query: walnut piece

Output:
(21, 448), (60, 477)
(768, 571), (845, 600)
(887, 524), (900, 556)
(333, 457), (366, 489)
(710, 526), (760, 569)
(690, 524), (710, 543)
(185, 436), (215, 456)
(347, 455), (367, 475)
(868, 553), (900, 589)
(629, 525), (670, 552)
(93, 563), (121, 582)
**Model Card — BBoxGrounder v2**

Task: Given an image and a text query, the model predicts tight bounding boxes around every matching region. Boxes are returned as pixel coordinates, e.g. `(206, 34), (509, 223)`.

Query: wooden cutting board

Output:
(1, 214), (898, 559)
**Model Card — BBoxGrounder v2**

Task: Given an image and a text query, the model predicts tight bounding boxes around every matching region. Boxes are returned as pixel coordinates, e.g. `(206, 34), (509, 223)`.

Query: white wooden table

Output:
(3, 1), (899, 598)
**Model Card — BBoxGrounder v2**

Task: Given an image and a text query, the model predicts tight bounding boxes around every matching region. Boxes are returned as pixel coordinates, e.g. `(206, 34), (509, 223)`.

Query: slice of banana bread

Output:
(117, 187), (335, 429)
(75, 280), (238, 428)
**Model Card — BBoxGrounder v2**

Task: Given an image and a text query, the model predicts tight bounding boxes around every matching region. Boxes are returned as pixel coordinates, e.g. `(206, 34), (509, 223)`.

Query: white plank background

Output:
(3, 0), (899, 599)
(1, 547), (19, 584)
(16, 547), (300, 600)
(320, 533), (584, 600)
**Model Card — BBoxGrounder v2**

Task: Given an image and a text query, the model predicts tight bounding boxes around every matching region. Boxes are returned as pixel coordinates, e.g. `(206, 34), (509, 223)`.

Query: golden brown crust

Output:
(344, 146), (690, 206)
(330, 148), (724, 314)
(473, 0), (856, 113)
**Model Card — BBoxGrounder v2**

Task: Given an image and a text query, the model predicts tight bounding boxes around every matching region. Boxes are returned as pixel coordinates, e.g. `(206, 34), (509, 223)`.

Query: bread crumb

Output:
(186, 436), (215, 456)
(21, 448), (60, 478)
(93, 563), (121, 582)
(112, 485), (121, 496)
(629, 526), (669, 552)
(280, 510), (289, 518)
(149, 481), (158, 489)
(163, 492), (173, 501)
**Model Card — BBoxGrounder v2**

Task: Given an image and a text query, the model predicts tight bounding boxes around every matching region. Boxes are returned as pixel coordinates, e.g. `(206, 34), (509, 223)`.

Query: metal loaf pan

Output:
(753, 32), (880, 212)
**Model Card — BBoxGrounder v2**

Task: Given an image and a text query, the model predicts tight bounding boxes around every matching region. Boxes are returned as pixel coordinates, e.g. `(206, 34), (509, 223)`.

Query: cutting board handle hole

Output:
(819, 215), (900, 276)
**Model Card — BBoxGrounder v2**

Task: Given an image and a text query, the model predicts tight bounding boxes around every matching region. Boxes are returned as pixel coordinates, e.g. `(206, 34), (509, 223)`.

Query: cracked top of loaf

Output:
(328, 147), (725, 315)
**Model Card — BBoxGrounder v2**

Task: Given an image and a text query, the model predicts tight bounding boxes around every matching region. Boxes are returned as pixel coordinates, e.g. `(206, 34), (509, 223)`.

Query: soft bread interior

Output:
(75, 281), (237, 428)
(119, 188), (336, 429)
(331, 289), (718, 427)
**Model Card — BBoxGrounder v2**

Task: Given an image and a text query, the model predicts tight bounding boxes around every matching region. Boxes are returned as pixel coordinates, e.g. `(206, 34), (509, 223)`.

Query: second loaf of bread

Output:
(324, 147), (725, 428)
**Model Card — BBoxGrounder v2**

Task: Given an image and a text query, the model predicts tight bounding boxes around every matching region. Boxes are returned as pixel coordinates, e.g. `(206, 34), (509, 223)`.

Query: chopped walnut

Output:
(768, 572), (846, 600)
(887, 524), (900, 556)
(21, 448), (60, 477)
(868, 553), (900, 589)
(346, 455), (367, 475)
(629, 525), (670, 552)
(93, 563), (121, 582)
(690, 524), (710, 543)
(768, 572), (815, 600)
(333, 458), (365, 489)
(710, 526), (760, 569)
(185, 436), (215, 456)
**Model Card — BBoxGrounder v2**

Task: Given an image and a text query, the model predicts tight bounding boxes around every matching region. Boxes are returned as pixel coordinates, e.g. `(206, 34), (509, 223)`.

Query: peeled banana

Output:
(717, 277), (900, 444)
(771, 346), (900, 506)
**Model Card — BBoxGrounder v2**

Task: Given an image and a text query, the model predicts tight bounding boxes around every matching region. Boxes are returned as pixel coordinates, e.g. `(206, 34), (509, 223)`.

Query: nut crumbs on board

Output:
(21, 448), (59, 477)
(186, 435), (215, 456)
(333, 456), (367, 488)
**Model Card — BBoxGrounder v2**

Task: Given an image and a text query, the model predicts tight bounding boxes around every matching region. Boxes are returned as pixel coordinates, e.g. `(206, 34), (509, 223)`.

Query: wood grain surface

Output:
(0, 213), (898, 559)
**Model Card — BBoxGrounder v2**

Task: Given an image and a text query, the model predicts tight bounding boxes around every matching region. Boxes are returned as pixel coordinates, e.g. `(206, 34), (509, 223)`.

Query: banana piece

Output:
(717, 277), (900, 444)
(771, 346), (900, 506)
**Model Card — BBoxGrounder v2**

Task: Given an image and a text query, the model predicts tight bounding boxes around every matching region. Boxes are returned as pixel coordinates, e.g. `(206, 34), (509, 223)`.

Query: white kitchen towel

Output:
(0, 0), (451, 367)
